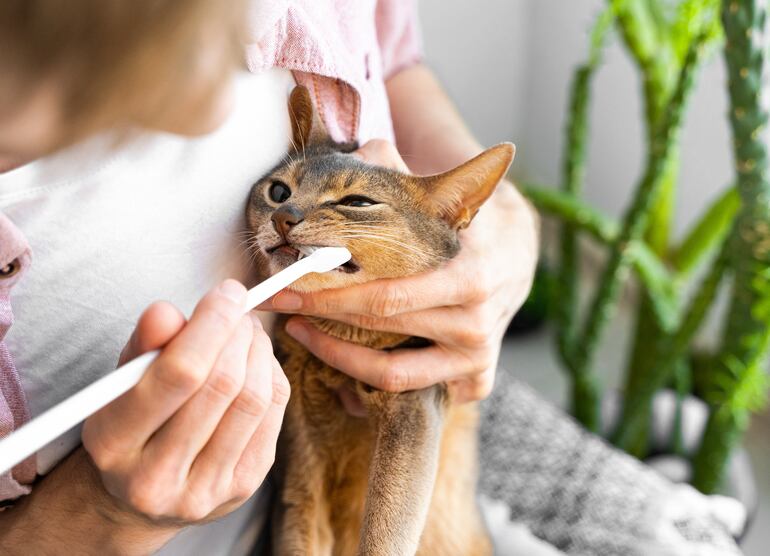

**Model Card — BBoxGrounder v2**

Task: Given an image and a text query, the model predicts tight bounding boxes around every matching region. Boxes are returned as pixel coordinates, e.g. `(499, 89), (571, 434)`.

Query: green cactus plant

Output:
(691, 0), (770, 492)
(522, 0), (770, 493)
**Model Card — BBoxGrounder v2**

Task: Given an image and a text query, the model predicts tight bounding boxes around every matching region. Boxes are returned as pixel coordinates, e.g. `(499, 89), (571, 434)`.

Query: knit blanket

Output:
(478, 370), (745, 556)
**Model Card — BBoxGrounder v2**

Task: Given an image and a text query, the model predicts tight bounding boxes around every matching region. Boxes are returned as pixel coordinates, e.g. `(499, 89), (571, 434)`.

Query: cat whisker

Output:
(235, 233), (258, 249)
(343, 239), (438, 267)
(330, 224), (434, 241)
(333, 227), (419, 239)
(236, 241), (261, 269)
(335, 236), (417, 259)
(334, 233), (438, 262)
(333, 230), (438, 254)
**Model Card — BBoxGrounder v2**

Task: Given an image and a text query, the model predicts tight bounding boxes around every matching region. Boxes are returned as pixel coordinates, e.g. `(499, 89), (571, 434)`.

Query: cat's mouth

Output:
(266, 242), (360, 273)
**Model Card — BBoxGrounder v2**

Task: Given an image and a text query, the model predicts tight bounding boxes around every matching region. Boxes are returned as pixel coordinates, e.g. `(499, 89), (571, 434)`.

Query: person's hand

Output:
(82, 280), (290, 527)
(261, 139), (538, 403)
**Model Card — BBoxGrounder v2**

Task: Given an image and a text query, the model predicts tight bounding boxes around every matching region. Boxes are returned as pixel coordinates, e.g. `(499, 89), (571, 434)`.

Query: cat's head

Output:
(246, 85), (514, 292)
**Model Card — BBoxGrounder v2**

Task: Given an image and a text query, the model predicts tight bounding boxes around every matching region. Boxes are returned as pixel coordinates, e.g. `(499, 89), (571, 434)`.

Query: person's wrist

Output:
(0, 448), (181, 556)
(74, 448), (184, 554)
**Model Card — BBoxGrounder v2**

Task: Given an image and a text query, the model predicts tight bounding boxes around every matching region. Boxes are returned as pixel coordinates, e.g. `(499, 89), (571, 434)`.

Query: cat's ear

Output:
(418, 143), (515, 230)
(288, 85), (329, 150)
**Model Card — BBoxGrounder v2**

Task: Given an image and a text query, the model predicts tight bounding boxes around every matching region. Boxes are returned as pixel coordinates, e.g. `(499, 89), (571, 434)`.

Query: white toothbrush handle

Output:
(245, 256), (317, 310)
(0, 350), (158, 475)
(0, 247), (350, 475)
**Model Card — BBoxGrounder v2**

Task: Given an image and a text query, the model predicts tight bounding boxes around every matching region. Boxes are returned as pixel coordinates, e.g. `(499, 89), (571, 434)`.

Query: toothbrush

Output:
(0, 247), (351, 475)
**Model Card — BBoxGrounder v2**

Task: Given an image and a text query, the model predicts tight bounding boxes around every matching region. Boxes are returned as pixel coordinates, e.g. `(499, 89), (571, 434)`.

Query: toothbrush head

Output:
(306, 247), (352, 273)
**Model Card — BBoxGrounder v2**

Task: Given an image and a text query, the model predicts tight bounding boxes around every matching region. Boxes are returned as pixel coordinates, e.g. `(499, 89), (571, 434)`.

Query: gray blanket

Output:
(478, 370), (744, 556)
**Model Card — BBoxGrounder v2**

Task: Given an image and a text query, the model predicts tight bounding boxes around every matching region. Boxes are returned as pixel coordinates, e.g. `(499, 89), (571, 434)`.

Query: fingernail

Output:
(286, 319), (309, 343)
(219, 279), (246, 303)
(272, 291), (303, 311)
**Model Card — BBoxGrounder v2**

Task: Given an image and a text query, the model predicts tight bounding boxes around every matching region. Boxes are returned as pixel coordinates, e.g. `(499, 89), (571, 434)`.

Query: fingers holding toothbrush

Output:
(81, 279), (289, 527)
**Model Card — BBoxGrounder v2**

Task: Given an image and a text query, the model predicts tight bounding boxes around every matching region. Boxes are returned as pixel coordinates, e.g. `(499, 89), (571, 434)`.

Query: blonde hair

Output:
(0, 0), (248, 147)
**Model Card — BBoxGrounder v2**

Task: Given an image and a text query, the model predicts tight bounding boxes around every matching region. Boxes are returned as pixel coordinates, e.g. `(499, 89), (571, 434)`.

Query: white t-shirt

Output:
(0, 68), (294, 555)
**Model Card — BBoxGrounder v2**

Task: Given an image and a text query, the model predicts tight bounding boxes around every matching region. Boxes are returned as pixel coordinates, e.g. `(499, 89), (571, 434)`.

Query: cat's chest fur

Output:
(274, 315), (409, 442)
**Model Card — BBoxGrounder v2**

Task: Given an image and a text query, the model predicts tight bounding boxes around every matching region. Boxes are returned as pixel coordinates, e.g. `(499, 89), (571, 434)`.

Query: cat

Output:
(246, 85), (514, 556)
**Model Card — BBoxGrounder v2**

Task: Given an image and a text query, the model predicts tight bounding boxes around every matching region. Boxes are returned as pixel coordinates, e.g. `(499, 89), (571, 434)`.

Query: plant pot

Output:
(602, 390), (759, 543)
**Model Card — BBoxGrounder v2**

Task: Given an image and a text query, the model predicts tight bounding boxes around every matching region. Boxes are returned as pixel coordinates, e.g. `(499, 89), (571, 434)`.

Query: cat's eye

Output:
(337, 195), (379, 208)
(268, 181), (292, 203)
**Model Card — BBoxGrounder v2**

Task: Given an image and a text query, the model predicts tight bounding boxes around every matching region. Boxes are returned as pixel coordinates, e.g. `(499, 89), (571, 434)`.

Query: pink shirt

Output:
(0, 0), (422, 502)
(247, 0), (422, 144)
(0, 213), (35, 500)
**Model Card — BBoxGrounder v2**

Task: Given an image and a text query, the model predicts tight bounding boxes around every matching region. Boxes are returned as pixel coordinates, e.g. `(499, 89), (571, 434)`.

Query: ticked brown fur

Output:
(246, 86), (514, 555)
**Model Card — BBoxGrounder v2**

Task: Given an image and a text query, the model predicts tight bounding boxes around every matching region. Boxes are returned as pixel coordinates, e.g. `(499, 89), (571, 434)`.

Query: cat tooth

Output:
(298, 245), (318, 257)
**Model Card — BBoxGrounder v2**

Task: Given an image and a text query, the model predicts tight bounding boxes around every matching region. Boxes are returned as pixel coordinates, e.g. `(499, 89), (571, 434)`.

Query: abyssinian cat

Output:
(246, 86), (514, 555)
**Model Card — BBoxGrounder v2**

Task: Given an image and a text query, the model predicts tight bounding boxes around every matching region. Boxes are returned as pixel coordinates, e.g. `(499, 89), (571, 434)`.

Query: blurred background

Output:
(421, 0), (731, 233)
(419, 1), (768, 554)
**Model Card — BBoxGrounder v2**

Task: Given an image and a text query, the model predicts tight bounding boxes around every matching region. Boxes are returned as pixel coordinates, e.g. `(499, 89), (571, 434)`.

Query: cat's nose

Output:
(271, 205), (305, 239)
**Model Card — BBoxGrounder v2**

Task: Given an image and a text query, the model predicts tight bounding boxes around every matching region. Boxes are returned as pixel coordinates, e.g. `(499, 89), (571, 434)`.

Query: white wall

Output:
(419, 0), (734, 237)
(418, 0), (532, 148)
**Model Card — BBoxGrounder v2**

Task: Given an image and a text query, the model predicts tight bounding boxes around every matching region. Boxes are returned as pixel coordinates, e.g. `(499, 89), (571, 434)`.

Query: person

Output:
(0, 1), (537, 553)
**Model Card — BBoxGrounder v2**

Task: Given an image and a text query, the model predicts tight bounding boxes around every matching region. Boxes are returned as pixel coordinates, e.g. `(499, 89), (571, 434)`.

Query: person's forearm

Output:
(386, 64), (484, 175)
(0, 448), (178, 555)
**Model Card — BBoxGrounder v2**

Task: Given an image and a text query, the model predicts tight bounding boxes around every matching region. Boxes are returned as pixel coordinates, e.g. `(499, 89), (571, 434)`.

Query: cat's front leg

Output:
(355, 384), (447, 556)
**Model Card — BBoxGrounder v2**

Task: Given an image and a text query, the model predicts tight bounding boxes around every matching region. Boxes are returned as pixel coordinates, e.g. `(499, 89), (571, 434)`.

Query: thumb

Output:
(118, 301), (187, 366)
